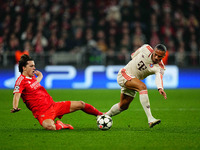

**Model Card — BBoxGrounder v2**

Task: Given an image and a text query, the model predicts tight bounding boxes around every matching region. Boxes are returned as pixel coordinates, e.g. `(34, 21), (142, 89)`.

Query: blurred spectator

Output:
(160, 13), (175, 46)
(175, 42), (186, 67)
(120, 34), (130, 51)
(21, 22), (34, 42)
(106, 48), (116, 65)
(32, 31), (48, 54)
(189, 34), (198, 66)
(15, 40), (31, 64)
(0, 37), (6, 65)
(48, 30), (58, 52)
(119, 0), (132, 22)
(71, 13), (85, 32)
(57, 38), (67, 52)
(97, 39), (108, 53)
(117, 47), (129, 64)
(8, 34), (20, 52)
(106, 5), (121, 22)
(149, 0), (160, 15)
(187, 14), (199, 28)
(131, 25), (147, 50)
(150, 26), (160, 48)
(23, 41), (33, 53)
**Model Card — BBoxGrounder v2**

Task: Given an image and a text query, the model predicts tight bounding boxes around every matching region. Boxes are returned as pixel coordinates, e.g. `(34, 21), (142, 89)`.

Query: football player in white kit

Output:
(106, 44), (167, 128)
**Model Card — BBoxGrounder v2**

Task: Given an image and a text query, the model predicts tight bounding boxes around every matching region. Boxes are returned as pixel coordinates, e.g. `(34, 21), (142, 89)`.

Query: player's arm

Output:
(11, 93), (21, 113)
(34, 70), (43, 82)
(155, 71), (167, 99)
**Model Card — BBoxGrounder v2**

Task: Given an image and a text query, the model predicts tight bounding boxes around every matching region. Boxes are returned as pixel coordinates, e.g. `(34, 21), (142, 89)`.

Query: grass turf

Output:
(0, 89), (200, 150)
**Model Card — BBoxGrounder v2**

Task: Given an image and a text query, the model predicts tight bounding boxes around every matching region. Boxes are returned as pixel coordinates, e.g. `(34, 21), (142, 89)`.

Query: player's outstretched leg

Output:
(83, 103), (103, 116)
(70, 101), (103, 116)
(139, 90), (160, 127)
(107, 93), (133, 117)
(106, 103), (123, 117)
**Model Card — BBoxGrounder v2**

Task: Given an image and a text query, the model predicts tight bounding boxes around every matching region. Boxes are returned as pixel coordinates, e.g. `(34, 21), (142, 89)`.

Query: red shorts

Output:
(37, 101), (71, 125)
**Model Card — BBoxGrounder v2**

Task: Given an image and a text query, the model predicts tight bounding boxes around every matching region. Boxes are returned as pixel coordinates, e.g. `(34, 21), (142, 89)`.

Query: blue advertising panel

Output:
(0, 65), (200, 89)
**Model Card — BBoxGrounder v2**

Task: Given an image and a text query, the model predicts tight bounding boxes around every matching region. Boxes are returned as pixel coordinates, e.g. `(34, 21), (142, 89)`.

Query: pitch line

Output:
(133, 108), (200, 111)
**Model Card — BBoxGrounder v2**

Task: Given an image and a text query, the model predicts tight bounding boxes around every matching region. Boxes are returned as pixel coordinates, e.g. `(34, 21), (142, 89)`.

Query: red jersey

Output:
(13, 74), (55, 118)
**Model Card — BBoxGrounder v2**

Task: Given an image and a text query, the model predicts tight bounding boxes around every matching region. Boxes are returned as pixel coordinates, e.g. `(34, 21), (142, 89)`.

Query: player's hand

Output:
(158, 89), (167, 99)
(34, 70), (42, 77)
(10, 108), (21, 113)
(34, 70), (43, 82)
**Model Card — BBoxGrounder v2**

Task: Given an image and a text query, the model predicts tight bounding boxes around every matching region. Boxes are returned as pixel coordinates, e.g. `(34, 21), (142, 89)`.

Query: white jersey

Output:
(123, 44), (165, 89)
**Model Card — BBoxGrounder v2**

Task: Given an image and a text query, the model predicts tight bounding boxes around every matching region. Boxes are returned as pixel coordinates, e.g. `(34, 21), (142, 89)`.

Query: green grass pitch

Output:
(0, 89), (200, 150)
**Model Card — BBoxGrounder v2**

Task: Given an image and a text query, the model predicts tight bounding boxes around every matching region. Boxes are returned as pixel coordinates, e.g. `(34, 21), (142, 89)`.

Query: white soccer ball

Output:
(97, 114), (113, 130)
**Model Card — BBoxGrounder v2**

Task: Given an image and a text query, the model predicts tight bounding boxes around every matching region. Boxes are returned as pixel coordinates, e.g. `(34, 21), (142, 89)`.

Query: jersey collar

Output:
(21, 74), (32, 79)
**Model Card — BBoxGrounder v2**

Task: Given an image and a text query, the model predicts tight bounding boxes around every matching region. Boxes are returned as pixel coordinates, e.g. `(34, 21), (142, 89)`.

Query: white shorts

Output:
(117, 68), (137, 98)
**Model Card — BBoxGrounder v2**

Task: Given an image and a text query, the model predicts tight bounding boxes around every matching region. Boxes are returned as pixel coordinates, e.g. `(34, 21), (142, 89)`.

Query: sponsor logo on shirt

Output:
(30, 81), (41, 89)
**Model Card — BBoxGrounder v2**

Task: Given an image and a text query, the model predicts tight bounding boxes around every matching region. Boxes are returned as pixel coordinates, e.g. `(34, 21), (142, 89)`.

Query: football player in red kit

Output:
(11, 54), (103, 130)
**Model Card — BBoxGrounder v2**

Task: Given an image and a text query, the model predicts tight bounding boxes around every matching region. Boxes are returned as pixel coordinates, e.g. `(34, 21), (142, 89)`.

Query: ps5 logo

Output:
(45, 65), (123, 89)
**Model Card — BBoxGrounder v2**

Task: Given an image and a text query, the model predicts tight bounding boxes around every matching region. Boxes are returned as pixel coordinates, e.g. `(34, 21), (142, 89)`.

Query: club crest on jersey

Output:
(149, 64), (154, 68)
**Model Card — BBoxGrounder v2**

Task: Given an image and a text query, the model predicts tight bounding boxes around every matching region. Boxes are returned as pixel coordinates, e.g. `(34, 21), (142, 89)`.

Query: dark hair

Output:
(18, 54), (33, 73)
(155, 44), (167, 52)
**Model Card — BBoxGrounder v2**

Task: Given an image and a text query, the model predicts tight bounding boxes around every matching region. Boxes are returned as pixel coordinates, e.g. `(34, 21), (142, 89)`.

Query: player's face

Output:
(23, 61), (36, 77)
(151, 48), (166, 64)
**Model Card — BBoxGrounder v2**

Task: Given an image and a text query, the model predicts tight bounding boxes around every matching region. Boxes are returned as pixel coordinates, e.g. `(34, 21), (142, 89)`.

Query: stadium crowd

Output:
(0, 0), (200, 67)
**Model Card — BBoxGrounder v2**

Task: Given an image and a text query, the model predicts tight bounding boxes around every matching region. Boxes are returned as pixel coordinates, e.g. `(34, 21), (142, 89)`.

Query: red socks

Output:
(84, 103), (103, 116)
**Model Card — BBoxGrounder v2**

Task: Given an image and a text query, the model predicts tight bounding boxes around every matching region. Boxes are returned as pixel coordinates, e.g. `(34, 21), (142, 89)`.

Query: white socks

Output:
(139, 90), (155, 122)
(107, 90), (155, 123)
(106, 103), (123, 117)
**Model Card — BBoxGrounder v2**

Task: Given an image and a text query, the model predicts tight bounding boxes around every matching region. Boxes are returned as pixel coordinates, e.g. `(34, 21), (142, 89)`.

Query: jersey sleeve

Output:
(155, 72), (164, 89)
(13, 77), (25, 94)
(155, 65), (165, 89)
(131, 44), (151, 59)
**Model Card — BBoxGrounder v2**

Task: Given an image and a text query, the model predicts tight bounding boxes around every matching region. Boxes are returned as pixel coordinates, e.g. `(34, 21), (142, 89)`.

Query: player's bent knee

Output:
(44, 124), (56, 130)
(79, 101), (85, 109)
(139, 83), (147, 91)
(42, 119), (56, 130)
(120, 104), (129, 110)
(119, 102), (130, 110)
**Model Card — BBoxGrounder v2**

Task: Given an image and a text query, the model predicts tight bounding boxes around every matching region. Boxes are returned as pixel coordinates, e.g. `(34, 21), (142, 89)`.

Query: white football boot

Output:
(148, 119), (161, 128)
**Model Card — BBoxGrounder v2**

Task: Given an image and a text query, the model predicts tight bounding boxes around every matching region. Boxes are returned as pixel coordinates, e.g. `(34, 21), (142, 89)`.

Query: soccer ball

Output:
(97, 114), (113, 130)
